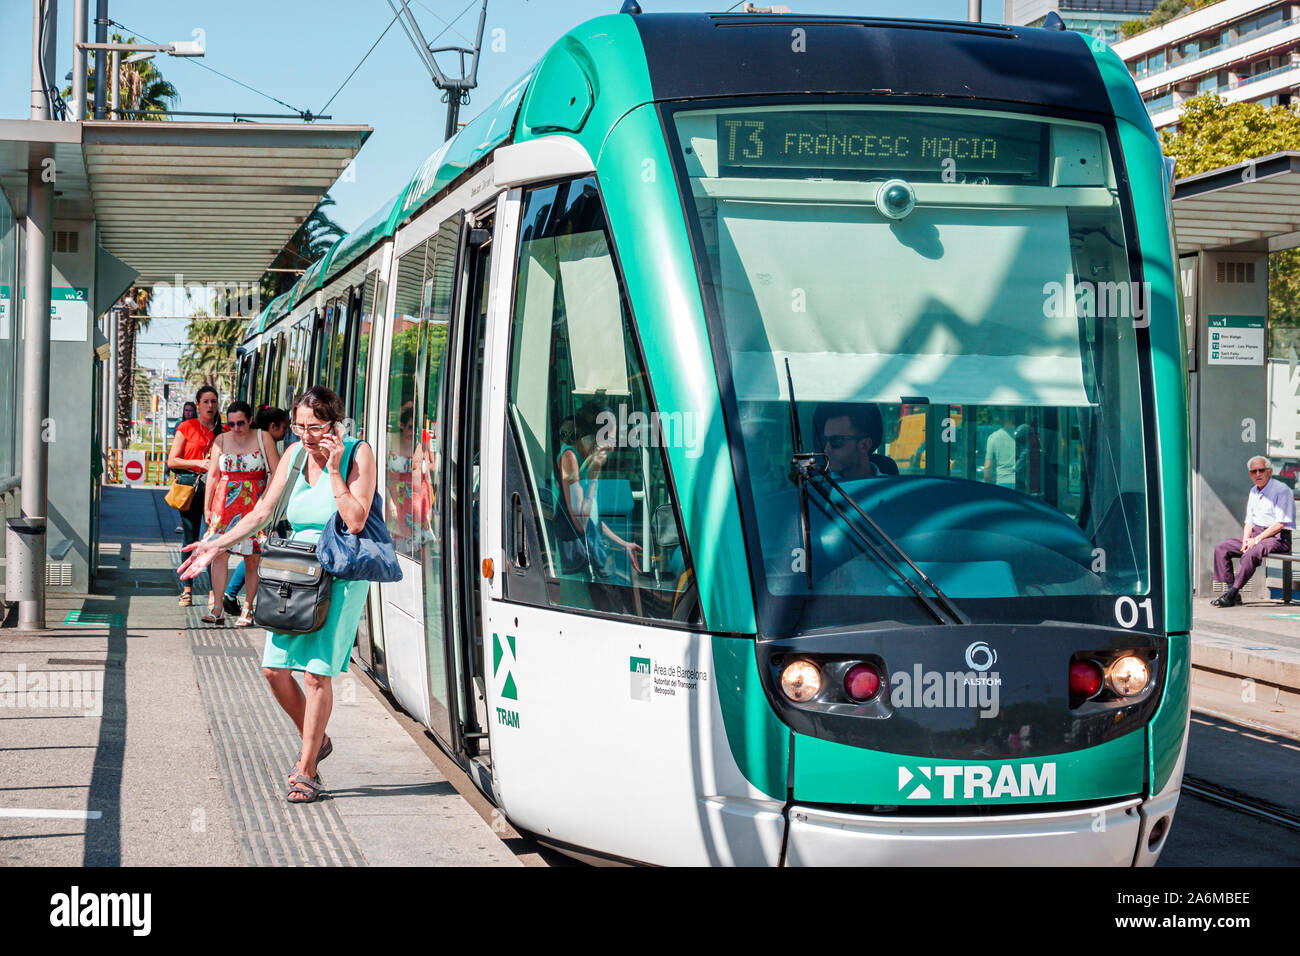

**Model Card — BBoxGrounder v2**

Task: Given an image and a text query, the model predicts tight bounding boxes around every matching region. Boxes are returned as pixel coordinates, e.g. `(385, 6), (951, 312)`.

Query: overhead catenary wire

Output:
(318, 3), (411, 115)
(109, 19), (314, 120)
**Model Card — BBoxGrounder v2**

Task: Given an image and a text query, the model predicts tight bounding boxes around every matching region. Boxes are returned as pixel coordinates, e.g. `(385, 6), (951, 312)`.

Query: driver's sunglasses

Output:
(292, 423), (331, 437)
(823, 434), (863, 449)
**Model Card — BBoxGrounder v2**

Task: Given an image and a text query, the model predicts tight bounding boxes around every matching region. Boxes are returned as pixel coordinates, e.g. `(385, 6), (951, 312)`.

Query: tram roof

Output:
(1171, 152), (1300, 254)
(283, 12), (1154, 304)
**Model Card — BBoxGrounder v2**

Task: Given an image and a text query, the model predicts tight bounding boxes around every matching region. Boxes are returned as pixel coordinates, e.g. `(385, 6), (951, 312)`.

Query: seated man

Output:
(1211, 455), (1296, 607)
(812, 402), (897, 479)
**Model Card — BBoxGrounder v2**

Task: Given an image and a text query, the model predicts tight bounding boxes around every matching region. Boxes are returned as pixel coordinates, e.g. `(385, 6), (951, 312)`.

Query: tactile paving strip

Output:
(185, 611), (367, 866)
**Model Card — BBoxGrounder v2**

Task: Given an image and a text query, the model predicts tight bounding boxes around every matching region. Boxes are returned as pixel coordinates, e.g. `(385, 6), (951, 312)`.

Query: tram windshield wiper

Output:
(783, 362), (968, 627)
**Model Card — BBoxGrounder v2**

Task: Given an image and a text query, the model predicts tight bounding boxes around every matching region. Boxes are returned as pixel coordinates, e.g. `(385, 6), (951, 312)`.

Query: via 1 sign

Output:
(122, 451), (146, 483)
(1207, 315), (1265, 366)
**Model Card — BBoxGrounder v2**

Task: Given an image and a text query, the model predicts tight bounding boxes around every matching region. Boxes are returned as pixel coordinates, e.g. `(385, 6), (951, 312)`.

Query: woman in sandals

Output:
(199, 400), (280, 626)
(178, 386), (376, 805)
(167, 385), (223, 608)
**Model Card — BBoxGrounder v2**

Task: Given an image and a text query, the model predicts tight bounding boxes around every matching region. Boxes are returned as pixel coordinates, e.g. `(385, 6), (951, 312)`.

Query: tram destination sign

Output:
(715, 111), (1045, 180)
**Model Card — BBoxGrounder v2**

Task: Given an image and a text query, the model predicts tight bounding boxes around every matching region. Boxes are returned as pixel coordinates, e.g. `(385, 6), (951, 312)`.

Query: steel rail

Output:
(1182, 774), (1300, 832)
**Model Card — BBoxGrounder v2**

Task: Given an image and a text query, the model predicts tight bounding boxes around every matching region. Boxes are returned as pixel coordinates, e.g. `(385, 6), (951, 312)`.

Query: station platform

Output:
(0, 485), (529, 866)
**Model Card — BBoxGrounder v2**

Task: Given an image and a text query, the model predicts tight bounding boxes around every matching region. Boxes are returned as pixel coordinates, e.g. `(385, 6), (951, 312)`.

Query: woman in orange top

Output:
(166, 385), (223, 606)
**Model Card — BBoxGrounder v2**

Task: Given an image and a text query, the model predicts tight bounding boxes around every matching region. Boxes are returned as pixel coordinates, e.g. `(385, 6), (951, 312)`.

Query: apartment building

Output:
(1006, 0), (1157, 43)
(1113, 0), (1300, 130)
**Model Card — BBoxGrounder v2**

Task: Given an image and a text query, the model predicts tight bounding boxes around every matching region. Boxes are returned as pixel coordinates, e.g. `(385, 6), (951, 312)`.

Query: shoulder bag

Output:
(254, 443), (343, 635)
(317, 440), (403, 583)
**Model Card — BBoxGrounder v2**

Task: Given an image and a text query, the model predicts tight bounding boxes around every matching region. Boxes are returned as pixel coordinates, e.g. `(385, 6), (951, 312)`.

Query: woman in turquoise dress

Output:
(179, 385), (377, 804)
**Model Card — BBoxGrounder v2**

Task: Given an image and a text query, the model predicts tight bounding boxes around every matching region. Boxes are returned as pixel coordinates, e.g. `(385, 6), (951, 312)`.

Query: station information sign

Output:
(1207, 314), (1265, 365)
(715, 111), (1045, 180)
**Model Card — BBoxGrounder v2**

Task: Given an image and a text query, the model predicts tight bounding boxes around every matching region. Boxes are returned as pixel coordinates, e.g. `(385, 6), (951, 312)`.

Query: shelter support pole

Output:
(72, 0), (88, 120)
(93, 0), (107, 119)
(11, 149), (54, 629)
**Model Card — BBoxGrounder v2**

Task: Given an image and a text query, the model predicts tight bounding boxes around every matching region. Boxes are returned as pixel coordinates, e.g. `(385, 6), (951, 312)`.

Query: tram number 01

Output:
(1114, 596), (1154, 629)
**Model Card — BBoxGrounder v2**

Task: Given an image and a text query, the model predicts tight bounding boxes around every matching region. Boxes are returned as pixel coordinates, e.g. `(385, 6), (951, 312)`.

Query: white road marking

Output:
(0, 808), (102, 820)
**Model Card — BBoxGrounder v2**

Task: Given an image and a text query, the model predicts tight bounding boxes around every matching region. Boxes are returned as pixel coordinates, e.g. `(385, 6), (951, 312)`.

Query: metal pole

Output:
(109, 49), (120, 120)
(444, 93), (460, 142)
(968, 0), (981, 22)
(30, 0), (55, 118)
(107, 308), (119, 450)
(92, 0), (107, 119)
(16, 149), (54, 629)
(72, 0), (88, 119)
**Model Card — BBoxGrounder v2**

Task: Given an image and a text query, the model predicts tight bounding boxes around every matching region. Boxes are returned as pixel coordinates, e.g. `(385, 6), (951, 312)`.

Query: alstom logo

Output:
(897, 763), (1057, 800)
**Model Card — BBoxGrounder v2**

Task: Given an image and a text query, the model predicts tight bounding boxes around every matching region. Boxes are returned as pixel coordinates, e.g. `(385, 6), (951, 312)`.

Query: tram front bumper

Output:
(784, 797), (1147, 866)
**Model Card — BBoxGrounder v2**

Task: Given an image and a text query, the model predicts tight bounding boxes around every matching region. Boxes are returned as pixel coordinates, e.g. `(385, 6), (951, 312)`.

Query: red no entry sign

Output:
(124, 459), (144, 481)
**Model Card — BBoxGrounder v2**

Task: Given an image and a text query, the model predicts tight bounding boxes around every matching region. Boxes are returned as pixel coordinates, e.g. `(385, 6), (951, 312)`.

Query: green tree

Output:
(1160, 94), (1300, 356)
(116, 287), (152, 444)
(260, 195), (346, 303)
(61, 33), (179, 120)
(1160, 93), (1300, 176)
(180, 311), (247, 399)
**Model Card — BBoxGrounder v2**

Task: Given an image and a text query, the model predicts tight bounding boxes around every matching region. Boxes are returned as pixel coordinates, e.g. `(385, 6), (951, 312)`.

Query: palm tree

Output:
(180, 311), (247, 399)
(116, 287), (152, 444)
(261, 195), (346, 302)
(61, 32), (179, 120)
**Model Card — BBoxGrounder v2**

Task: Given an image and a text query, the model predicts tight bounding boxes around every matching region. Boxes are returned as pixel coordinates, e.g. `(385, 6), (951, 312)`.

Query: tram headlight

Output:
(875, 178), (916, 220)
(780, 659), (822, 702)
(1105, 654), (1151, 697)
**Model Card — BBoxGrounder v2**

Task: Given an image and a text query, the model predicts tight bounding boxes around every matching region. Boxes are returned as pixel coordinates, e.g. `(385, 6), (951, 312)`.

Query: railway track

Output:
(1182, 775), (1300, 832)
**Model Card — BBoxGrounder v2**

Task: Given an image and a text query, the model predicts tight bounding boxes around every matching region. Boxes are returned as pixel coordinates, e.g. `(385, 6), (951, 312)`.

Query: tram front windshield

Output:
(667, 102), (1154, 634)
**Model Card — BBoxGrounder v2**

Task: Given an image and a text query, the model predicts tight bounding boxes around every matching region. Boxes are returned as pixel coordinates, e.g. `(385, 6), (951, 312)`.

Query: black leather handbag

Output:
(254, 447), (333, 635)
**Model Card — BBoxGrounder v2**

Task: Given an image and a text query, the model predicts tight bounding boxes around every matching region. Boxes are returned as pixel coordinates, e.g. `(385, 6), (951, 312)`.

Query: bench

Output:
(1266, 553), (1300, 604)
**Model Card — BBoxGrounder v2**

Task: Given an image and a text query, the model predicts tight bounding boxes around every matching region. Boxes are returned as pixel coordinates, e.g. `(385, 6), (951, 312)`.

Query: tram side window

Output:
(386, 240), (427, 559)
(505, 177), (700, 624)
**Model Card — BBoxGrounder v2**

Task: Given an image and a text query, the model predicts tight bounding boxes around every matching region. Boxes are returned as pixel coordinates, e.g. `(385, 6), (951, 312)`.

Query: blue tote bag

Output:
(317, 439), (403, 583)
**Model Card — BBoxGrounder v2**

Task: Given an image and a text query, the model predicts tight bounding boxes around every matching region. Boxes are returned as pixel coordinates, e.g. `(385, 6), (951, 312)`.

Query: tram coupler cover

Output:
(5, 517), (46, 602)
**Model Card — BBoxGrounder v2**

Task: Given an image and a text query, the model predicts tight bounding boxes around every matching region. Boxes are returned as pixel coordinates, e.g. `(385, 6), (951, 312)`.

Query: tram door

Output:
(444, 208), (495, 768)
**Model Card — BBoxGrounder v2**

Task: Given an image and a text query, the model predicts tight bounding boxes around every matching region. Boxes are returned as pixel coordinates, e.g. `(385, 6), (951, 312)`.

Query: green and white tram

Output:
(238, 10), (1190, 866)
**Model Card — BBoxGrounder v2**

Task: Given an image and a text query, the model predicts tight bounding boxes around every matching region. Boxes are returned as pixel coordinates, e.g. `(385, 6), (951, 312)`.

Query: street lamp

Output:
(74, 40), (204, 120)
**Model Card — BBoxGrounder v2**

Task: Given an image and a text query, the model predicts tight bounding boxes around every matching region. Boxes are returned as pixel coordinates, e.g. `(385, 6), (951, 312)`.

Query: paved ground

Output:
(0, 486), (520, 867)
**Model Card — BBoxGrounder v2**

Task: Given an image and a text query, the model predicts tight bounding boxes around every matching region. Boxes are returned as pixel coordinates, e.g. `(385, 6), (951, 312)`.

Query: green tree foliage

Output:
(260, 195), (346, 304)
(1160, 94), (1300, 177)
(1120, 0), (1222, 39)
(180, 311), (247, 399)
(1160, 94), (1300, 356)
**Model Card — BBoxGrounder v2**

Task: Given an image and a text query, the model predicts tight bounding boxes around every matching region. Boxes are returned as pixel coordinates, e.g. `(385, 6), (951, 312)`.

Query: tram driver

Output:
(813, 402), (898, 479)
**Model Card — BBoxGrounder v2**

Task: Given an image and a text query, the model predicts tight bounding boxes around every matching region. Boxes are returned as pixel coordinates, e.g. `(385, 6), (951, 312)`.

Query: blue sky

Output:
(1, 1), (1005, 369)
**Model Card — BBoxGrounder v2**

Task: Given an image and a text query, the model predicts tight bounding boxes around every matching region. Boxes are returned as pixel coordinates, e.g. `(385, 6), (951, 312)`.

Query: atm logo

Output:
(897, 762), (1057, 800)
(630, 657), (651, 702)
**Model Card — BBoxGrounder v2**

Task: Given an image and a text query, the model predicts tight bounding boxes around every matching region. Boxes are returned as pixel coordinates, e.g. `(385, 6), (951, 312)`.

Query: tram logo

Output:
(964, 642), (998, 671)
(897, 762), (1057, 800)
(492, 634), (521, 729)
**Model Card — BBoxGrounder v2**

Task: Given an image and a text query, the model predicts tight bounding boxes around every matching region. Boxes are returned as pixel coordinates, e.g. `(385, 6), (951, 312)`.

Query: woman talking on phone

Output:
(177, 386), (376, 804)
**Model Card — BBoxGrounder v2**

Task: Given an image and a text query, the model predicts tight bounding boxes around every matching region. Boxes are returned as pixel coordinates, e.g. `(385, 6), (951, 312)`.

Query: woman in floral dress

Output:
(200, 401), (281, 625)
